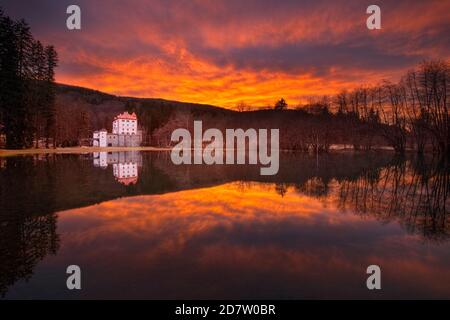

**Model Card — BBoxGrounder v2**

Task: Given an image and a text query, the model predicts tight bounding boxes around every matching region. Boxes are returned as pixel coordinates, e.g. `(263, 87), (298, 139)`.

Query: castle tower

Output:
(112, 112), (138, 135)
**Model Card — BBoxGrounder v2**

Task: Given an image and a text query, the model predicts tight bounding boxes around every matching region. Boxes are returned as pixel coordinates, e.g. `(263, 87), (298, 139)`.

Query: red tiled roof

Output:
(114, 112), (137, 120)
(116, 176), (138, 186)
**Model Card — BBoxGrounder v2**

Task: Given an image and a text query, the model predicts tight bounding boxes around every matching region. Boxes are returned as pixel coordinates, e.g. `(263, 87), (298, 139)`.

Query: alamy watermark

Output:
(66, 265), (81, 290)
(366, 265), (381, 290)
(366, 5), (381, 30)
(171, 121), (279, 176)
(66, 5), (81, 30)
(66, 5), (381, 31)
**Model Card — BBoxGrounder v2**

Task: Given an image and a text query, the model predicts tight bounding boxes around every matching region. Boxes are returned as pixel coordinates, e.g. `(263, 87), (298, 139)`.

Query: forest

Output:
(328, 60), (448, 156)
(0, 8), (58, 149)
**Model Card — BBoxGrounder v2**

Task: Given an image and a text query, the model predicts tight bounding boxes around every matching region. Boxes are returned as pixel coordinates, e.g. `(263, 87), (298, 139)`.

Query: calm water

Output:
(0, 151), (449, 299)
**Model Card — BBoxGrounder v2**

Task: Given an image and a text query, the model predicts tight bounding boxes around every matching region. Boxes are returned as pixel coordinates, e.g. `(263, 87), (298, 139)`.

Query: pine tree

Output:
(0, 7), (58, 149)
(43, 45), (58, 147)
(0, 10), (26, 148)
(29, 40), (46, 147)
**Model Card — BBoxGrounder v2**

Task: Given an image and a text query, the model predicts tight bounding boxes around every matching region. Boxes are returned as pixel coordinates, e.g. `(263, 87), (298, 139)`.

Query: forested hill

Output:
(55, 83), (235, 146)
(54, 75), (446, 154)
(56, 83), (229, 115)
(54, 82), (388, 150)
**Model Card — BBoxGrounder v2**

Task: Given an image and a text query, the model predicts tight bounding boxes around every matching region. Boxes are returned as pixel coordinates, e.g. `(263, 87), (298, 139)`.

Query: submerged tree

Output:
(331, 60), (449, 157)
(405, 61), (449, 156)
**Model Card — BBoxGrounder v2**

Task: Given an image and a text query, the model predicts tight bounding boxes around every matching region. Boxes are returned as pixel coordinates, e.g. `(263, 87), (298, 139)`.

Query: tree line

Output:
(263, 60), (448, 156)
(0, 8), (58, 149)
(333, 60), (448, 156)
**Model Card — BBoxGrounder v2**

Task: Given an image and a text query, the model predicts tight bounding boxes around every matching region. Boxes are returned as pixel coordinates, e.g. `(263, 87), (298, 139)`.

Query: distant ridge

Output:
(53, 82), (390, 151)
(56, 82), (233, 113)
(54, 82), (236, 147)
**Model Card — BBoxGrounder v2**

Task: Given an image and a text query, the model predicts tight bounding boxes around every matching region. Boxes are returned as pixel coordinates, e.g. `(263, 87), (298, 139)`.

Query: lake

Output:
(0, 151), (449, 299)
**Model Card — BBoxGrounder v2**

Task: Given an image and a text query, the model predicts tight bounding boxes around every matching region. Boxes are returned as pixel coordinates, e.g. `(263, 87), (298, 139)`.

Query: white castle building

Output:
(93, 112), (142, 147)
(113, 112), (138, 135)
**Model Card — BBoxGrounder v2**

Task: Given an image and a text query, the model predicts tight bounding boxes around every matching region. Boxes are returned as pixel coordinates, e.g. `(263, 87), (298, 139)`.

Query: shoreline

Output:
(0, 146), (401, 157)
(0, 146), (172, 157)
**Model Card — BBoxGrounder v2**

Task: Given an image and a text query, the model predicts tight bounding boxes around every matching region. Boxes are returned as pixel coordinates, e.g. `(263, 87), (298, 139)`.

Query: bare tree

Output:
(236, 101), (249, 112)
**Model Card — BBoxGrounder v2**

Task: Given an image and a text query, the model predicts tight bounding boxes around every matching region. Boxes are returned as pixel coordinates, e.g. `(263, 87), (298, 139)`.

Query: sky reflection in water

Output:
(1, 152), (449, 299)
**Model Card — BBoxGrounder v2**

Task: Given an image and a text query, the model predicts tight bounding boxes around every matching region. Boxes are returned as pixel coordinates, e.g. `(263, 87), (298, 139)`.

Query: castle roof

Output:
(116, 176), (138, 186)
(114, 112), (137, 121)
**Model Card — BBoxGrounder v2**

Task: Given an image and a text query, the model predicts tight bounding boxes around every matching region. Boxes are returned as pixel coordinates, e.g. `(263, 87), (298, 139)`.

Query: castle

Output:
(93, 112), (142, 147)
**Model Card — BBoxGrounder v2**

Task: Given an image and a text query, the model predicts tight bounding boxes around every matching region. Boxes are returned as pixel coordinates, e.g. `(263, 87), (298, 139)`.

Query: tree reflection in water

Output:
(336, 156), (449, 241)
(0, 152), (448, 297)
(0, 214), (59, 297)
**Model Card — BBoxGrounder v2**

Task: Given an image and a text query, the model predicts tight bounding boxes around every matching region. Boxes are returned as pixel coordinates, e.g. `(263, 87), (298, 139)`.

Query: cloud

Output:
(1, 0), (448, 107)
(192, 40), (424, 75)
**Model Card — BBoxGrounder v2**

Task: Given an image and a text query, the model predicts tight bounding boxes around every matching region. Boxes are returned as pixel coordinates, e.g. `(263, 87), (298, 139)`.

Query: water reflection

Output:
(0, 152), (448, 298)
(93, 152), (142, 185)
(0, 214), (59, 297)
(337, 156), (449, 241)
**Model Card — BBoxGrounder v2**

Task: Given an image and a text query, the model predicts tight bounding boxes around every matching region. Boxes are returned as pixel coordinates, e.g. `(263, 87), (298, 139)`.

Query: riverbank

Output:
(0, 146), (172, 157)
(0, 145), (398, 157)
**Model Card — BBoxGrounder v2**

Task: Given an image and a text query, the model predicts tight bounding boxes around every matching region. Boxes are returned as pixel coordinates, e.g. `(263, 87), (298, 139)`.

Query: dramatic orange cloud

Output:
(3, 0), (449, 108)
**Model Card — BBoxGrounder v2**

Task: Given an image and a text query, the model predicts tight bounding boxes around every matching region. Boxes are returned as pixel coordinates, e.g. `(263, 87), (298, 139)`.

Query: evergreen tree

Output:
(0, 10), (26, 148)
(29, 40), (46, 147)
(0, 7), (58, 149)
(43, 45), (58, 147)
(274, 98), (288, 111)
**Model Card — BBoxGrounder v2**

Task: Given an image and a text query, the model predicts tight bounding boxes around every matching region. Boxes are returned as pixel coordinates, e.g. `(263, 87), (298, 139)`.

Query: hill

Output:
(54, 83), (387, 150)
(55, 83), (236, 146)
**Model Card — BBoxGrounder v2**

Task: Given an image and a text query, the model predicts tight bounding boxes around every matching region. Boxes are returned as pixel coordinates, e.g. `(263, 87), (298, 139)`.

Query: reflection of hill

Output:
(0, 152), (393, 219)
(152, 152), (394, 190)
(0, 151), (395, 297)
(0, 152), (447, 241)
(0, 152), (448, 297)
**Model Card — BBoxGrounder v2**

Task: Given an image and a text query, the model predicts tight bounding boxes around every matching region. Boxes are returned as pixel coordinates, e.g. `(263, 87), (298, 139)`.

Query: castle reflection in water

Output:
(93, 151), (142, 185)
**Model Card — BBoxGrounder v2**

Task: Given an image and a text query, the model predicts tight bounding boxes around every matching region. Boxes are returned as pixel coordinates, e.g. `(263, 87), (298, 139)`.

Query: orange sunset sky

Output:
(2, 0), (450, 108)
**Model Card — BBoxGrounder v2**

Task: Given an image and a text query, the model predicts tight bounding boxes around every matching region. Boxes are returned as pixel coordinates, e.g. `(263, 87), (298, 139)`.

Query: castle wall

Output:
(107, 131), (142, 147)
(93, 130), (107, 147)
